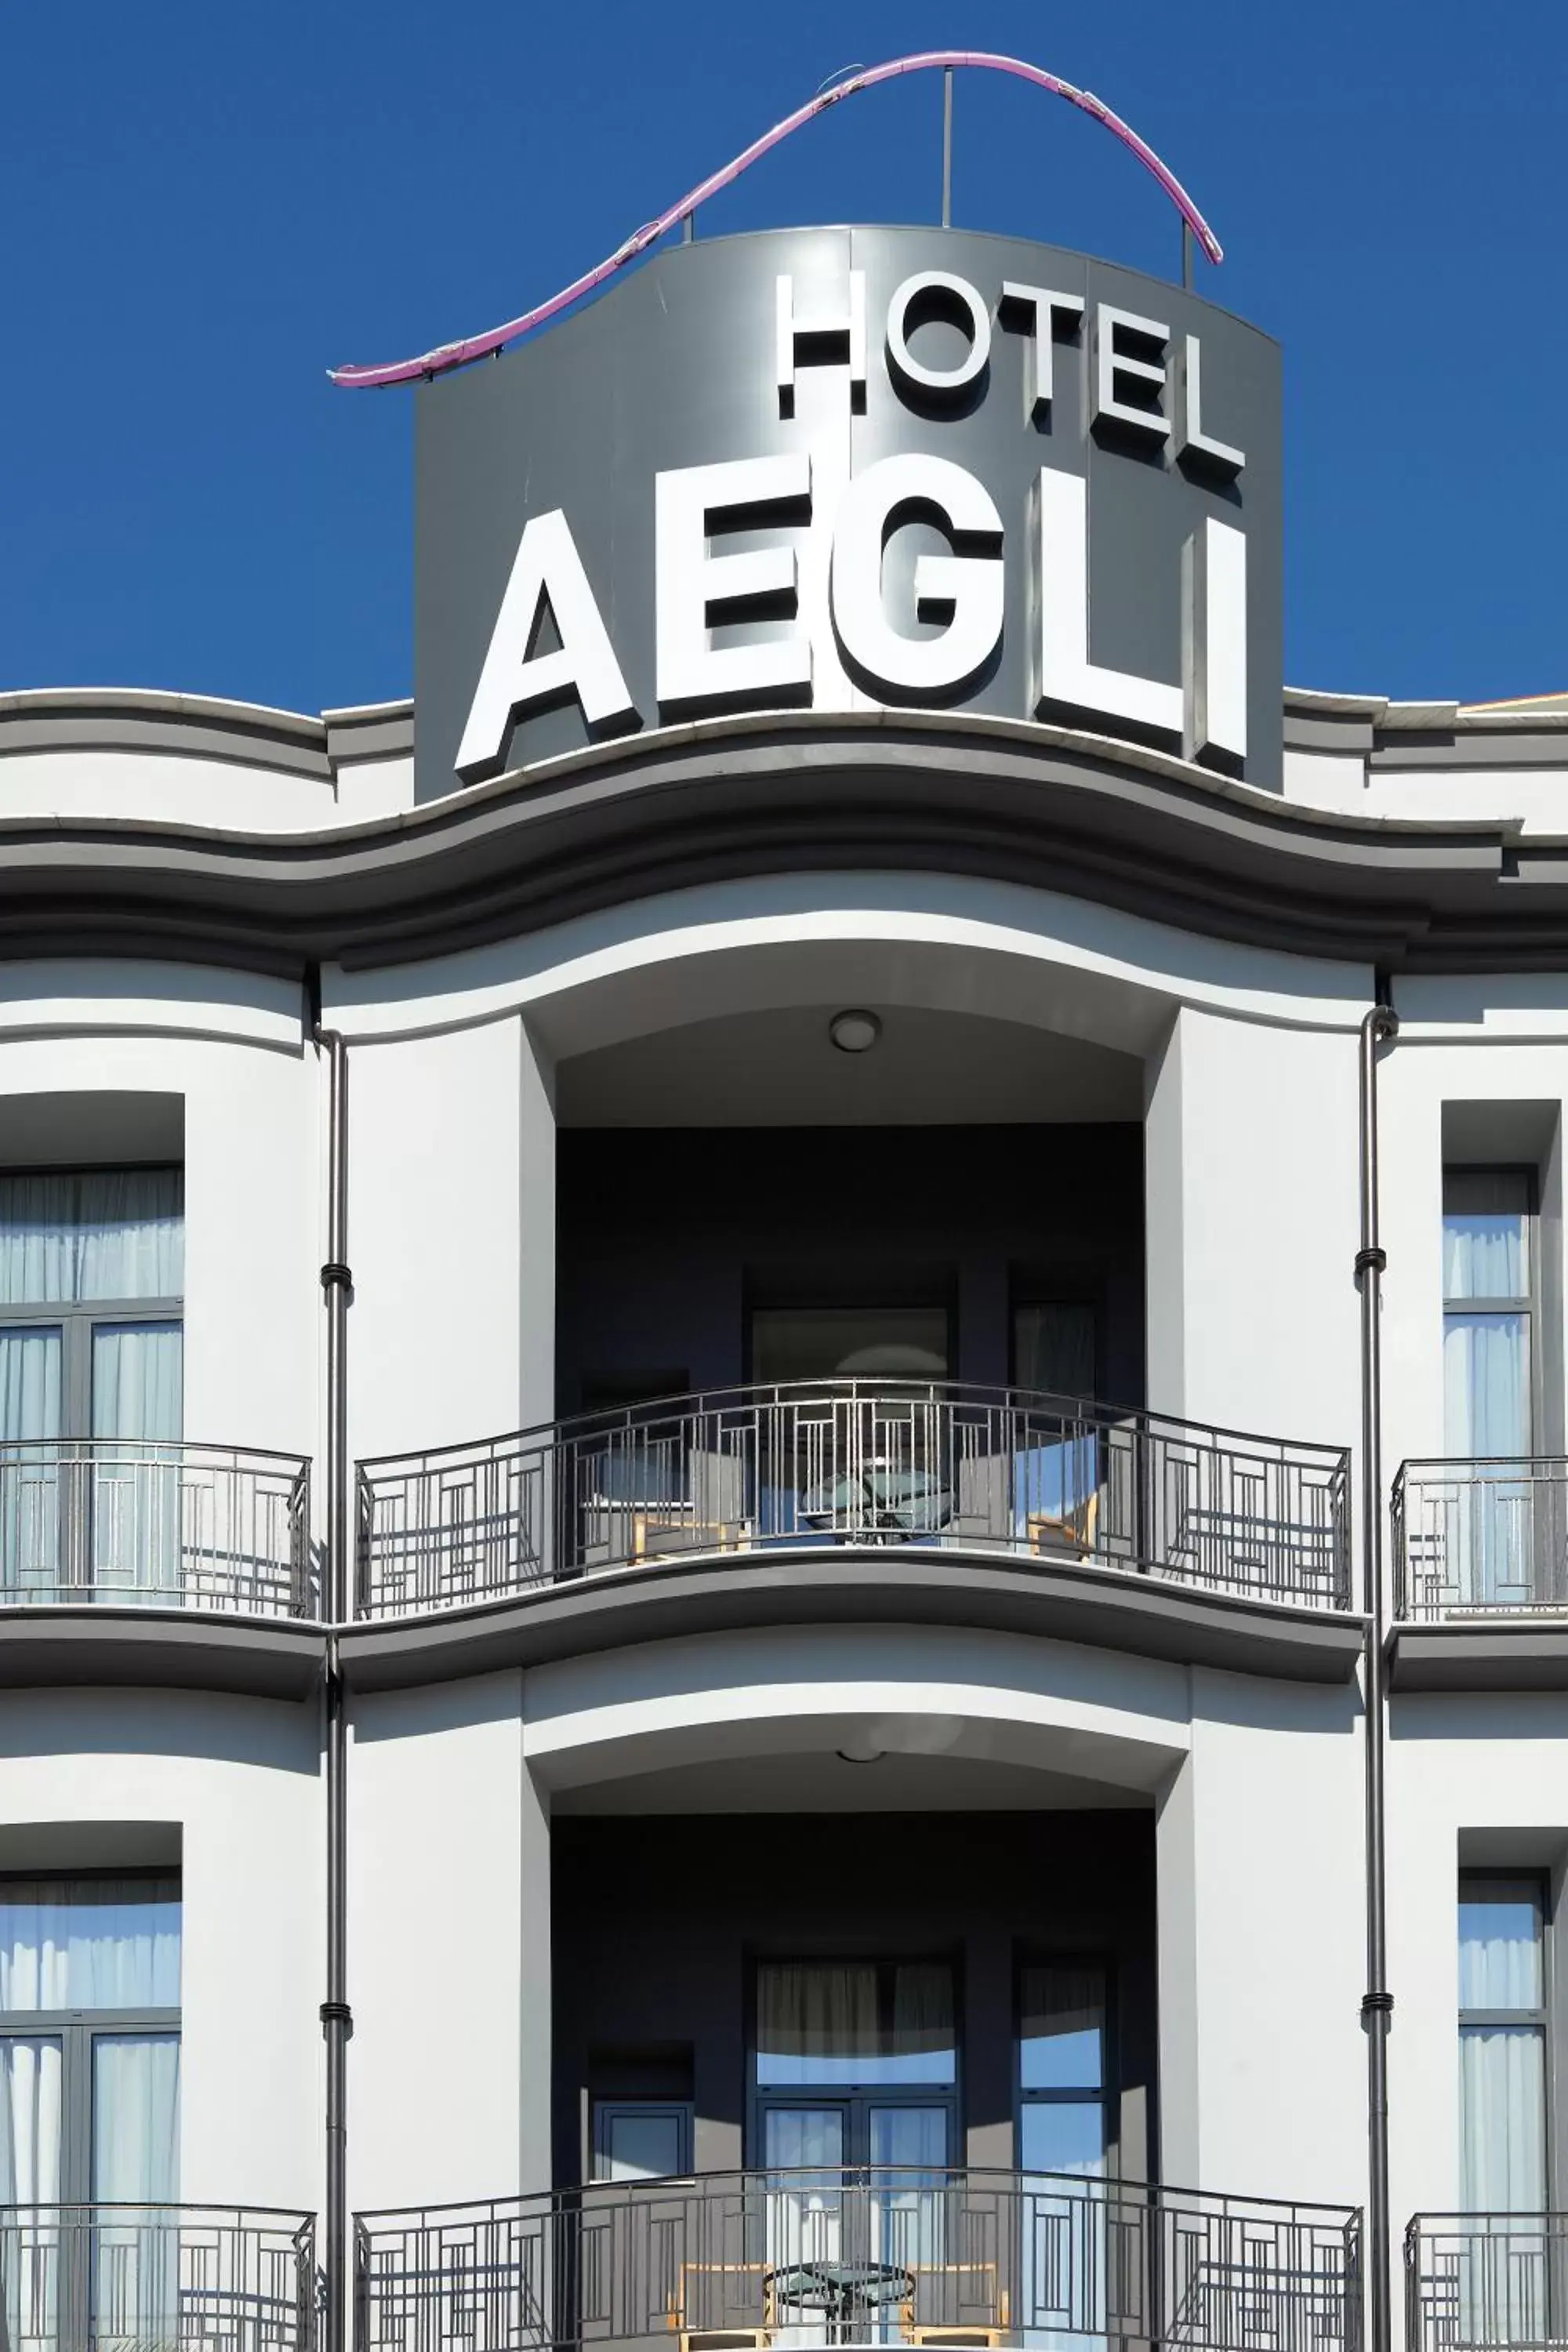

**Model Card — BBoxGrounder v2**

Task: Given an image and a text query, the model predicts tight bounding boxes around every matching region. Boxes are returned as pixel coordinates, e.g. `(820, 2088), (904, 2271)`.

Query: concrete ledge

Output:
(0, 1608), (326, 1700)
(1389, 1621), (1568, 1693)
(339, 1547), (1368, 1693)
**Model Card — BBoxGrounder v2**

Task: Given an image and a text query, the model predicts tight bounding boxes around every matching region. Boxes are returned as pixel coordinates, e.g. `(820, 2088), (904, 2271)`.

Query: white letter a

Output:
(456, 510), (636, 782)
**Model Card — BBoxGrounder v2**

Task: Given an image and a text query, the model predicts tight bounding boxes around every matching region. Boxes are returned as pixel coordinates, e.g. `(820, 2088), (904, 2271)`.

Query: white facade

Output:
(3, 278), (1568, 2352)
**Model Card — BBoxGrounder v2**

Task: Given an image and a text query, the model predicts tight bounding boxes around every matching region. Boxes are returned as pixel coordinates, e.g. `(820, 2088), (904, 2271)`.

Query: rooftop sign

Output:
(415, 226), (1282, 800)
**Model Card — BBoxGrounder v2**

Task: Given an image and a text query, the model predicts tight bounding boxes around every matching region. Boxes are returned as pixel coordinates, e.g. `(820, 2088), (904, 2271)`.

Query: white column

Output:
(347, 1675), (526, 2210)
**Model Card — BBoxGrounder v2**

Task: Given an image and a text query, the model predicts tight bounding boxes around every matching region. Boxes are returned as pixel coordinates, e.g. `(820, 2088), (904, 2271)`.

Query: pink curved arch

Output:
(329, 51), (1223, 390)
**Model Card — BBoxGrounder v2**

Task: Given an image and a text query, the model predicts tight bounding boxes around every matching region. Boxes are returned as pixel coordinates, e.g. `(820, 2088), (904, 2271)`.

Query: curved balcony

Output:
(355, 2168), (1362, 2352)
(0, 2202), (316, 2352)
(1390, 1458), (1568, 1691)
(0, 1439), (321, 1699)
(347, 1383), (1358, 1690)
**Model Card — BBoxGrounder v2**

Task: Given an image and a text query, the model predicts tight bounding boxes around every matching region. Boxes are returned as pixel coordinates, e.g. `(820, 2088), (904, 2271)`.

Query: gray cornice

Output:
(2, 706), (1567, 975)
(0, 689), (413, 775)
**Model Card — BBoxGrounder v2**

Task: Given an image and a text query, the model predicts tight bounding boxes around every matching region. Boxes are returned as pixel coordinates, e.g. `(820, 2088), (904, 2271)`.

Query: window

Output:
(0, 1874), (180, 2204)
(592, 2102), (692, 2183)
(1013, 1305), (1097, 1402)
(1017, 1962), (1110, 2180)
(1458, 1875), (1547, 2211)
(0, 1170), (183, 1599)
(1444, 1171), (1534, 1458)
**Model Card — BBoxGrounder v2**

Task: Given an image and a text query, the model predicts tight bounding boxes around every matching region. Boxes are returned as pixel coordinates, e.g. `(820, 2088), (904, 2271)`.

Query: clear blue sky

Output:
(2, 0), (1563, 713)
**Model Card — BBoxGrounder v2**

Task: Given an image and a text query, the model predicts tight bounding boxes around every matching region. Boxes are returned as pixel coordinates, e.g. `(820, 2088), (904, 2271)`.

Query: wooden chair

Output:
(1027, 1487), (1101, 1562)
(666, 2260), (775, 2352)
(901, 2264), (1009, 2347)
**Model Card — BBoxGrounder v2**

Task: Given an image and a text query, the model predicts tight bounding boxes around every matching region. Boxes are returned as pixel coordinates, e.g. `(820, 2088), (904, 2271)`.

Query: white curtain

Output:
(90, 1326), (183, 1599)
(1445, 1316), (1530, 1458)
(93, 2037), (180, 2204)
(0, 1330), (62, 1598)
(0, 1879), (180, 2011)
(1444, 1177), (1530, 1300)
(0, 2037), (62, 2201)
(1460, 2028), (1544, 2210)
(0, 1171), (183, 1307)
(93, 2038), (180, 2352)
(0, 2039), (62, 2352)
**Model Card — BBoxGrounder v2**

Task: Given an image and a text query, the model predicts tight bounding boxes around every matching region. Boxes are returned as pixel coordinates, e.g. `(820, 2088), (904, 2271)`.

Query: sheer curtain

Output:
(1459, 1887), (1545, 2212)
(0, 1330), (62, 1596)
(0, 1172), (183, 1307)
(757, 1964), (880, 2085)
(91, 1327), (183, 1599)
(0, 1879), (181, 2012)
(1444, 1174), (1532, 1606)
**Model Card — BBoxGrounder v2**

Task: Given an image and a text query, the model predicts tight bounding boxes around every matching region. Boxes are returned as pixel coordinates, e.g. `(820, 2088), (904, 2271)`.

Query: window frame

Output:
(1442, 1165), (1540, 1460)
(0, 1868), (181, 2206)
(590, 2099), (695, 2184)
(0, 1163), (183, 1443)
(1457, 1867), (1552, 2212)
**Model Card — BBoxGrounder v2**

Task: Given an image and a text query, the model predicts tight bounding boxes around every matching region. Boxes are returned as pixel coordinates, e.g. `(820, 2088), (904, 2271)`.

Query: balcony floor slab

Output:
(1388, 1621), (1568, 1692)
(0, 1607), (327, 1700)
(339, 1545), (1367, 1693)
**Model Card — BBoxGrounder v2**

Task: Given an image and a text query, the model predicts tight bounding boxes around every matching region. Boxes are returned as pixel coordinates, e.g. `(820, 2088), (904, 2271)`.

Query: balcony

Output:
(1390, 1461), (1568, 1691)
(1405, 2212), (1568, 2352)
(356, 2169), (1361, 2352)
(0, 1440), (322, 1699)
(0, 2202), (315, 2352)
(346, 1381), (1357, 1688)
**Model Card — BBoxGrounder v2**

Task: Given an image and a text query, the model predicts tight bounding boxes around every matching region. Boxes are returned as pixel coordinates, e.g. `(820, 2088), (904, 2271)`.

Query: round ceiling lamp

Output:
(829, 1008), (882, 1054)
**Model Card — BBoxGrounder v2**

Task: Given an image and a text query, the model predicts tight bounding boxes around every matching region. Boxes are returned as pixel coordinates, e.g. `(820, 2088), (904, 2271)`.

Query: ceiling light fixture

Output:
(836, 1732), (887, 1763)
(829, 1009), (881, 1054)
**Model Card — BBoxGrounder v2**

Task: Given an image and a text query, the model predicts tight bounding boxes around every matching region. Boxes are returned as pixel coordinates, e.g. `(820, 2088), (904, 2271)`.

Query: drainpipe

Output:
(312, 980), (353, 2352)
(1357, 990), (1399, 2352)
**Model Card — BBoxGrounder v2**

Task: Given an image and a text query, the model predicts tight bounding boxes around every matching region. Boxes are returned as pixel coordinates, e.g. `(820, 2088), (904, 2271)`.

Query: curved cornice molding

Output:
(2, 707), (1567, 975)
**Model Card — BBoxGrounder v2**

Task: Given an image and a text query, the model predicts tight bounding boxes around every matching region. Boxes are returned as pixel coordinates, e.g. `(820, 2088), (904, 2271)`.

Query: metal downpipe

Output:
(316, 1017), (353, 2352)
(1358, 995), (1399, 2352)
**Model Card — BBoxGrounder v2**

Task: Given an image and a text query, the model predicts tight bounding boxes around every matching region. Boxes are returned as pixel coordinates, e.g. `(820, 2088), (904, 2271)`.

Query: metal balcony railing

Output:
(0, 1440), (315, 1617)
(1393, 1460), (1568, 1620)
(356, 1380), (1351, 1622)
(355, 2167), (1362, 2352)
(0, 2202), (316, 2352)
(1405, 2212), (1568, 2352)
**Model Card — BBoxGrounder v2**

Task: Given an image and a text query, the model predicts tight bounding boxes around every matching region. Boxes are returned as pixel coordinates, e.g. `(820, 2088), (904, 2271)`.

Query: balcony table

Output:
(767, 2259), (915, 2343)
(797, 1460), (952, 1543)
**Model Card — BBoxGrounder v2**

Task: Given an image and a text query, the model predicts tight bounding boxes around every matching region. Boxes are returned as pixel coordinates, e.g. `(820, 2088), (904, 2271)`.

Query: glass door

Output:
(755, 1963), (958, 2346)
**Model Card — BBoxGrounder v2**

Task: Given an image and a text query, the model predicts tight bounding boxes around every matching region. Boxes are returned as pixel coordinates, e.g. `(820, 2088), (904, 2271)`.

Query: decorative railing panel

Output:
(1405, 2212), (1568, 2352)
(356, 2169), (1361, 2352)
(0, 2202), (316, 2352)
(1393, 1461), (1568, 1620)
(357, 1381), (1350, 1621)
(0, 1442), (314, 1617)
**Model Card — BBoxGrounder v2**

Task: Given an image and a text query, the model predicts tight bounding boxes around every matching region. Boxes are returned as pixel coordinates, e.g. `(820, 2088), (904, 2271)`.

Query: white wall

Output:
(1157, 1671), (1367, 2208)
(1145, 1006), (1364, 1451)
(347, 1673), (539, 2210)
(347, 1018), (556, 1462)
(0, 1690), (322, 2212)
